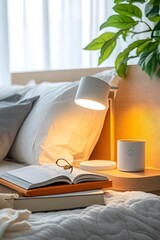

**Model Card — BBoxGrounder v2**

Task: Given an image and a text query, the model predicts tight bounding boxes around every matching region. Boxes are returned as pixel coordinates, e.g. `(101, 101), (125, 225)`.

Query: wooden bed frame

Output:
(11, 65), (160, 169)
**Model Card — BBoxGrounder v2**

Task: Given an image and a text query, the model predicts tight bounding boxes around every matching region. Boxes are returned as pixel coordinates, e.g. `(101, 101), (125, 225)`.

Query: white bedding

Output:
(1, 190), (160, 240)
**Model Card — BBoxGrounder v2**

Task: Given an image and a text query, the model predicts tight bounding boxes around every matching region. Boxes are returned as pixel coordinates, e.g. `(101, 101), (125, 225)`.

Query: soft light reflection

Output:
(75, 99), (106, 110)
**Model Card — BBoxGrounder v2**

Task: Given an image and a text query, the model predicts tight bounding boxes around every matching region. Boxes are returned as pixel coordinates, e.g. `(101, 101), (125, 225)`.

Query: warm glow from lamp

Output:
(75, 75), (116, 171)
(75, 76), (110, 110)
(75, 99), (106, 110)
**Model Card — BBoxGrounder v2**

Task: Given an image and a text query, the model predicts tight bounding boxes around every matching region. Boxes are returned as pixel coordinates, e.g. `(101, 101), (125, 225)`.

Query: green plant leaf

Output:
(128, 39), (147, 51)
(145, 52), (157, 76)
(115, 52), (128, 77)
(137, 41), (159, 57)
(115, 51), (131, 77)
(158, 44), (160, 53)
(138, 52), (149, 70)
(156, 68), (160, 78)
(157, 44), (160, 63)
(129, 0), (145, 2)
(115, 39), (148, 77)
(114, 0), (125, 3)
(114, 0), (145, 3)
(98, 40), (116, 65)
(136, 39), (155, 55)
(100, 15), (137, 30)
(84, 32), (115, 50)
(113, 4), (142, 19)
(98, 30), (123, 65)
(138, 51), (158, 77)
(151, 21), (160, 38)
(84, 0), (160, 79)
(116, 39), (147, 66)
(122, 30), (128, 41)
(115, 55), (139, 77)
(145, 0), (160, 22)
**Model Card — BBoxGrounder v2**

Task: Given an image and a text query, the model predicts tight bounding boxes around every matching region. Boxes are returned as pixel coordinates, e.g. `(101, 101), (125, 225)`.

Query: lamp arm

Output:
(109, 98), (115, 161)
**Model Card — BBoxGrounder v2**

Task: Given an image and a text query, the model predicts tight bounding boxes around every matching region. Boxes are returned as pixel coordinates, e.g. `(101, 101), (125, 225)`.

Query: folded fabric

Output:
(0, 208), (31, 238)
(0, 192), (31, 238)
(0, 193), (18, 209)
(0, 95), (39, 161)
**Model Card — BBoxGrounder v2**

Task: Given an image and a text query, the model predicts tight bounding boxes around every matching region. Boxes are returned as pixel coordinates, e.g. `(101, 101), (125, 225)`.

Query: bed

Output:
(0, 66), (160, 240)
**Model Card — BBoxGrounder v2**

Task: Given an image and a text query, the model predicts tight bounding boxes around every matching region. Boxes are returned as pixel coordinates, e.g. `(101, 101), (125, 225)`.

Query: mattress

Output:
(1, 190), (160, 240)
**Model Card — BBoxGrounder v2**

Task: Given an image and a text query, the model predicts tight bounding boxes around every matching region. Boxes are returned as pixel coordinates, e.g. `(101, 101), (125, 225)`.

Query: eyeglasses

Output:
(56, 158), (73, 173)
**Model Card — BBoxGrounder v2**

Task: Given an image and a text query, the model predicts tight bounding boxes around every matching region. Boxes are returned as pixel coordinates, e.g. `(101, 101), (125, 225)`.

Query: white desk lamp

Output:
(75, 76), (118, 171)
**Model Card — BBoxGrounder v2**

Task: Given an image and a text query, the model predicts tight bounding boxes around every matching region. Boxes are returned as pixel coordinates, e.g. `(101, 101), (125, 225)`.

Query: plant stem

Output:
(130, 30), (152, 35)
(138, 20), (152, 31)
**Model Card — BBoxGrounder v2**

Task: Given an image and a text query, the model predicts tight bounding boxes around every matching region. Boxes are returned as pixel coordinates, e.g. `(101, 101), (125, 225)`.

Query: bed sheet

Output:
(1, 190), (160, 240)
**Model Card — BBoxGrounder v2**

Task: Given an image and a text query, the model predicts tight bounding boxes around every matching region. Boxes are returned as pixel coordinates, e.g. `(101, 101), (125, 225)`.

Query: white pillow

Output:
(9, 81), (107, 165)
(93, 68), (120, 87)
(9, 69), (119, 165)
(0, 83), (34, 100)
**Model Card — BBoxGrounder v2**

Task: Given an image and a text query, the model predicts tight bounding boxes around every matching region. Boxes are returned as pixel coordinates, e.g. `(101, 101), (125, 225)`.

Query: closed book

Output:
(13, 189), (105, 212)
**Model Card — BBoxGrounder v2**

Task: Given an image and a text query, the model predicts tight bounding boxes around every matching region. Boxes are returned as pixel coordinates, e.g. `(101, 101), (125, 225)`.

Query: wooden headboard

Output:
(92, 65), (160, 169)
(11, 65), (160, 169)
(114, 65), (160, 169)
(11, 67), (110, 85)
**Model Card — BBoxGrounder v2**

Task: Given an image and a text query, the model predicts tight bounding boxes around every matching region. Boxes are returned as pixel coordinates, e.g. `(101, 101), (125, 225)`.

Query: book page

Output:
(70, 168), (108, 183)
(44, 164), (108, 183)
(5, 165), (71, 185)
(3, 164), (108, 188)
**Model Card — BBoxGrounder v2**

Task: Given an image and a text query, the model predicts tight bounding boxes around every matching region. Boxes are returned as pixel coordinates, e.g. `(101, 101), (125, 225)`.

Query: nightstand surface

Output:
(94, 168), (160, 193)
(103, 168), (160, 178)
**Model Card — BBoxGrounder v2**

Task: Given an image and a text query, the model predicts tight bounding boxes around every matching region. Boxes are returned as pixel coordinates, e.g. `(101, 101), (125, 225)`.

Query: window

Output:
(0, 1), (151, 85)
(7, 0), (114, 72)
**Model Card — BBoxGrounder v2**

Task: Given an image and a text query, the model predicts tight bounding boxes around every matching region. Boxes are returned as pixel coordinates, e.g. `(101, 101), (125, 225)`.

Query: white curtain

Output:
(0, 1), (152, 85)
(7, 0), (114, 73)
(0, 0), (10, 85)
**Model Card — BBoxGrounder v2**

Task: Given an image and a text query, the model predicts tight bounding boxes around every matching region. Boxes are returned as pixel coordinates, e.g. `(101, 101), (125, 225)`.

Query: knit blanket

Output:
(1, 191), (160, 240)
(0, 193), (31, 238)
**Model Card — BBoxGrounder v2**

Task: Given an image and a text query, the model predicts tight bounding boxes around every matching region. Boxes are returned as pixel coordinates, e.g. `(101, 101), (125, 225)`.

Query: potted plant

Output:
(84, 0), (160, 78)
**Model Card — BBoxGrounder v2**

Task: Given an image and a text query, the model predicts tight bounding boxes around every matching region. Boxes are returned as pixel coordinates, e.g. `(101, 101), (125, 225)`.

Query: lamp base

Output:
(80, 160), (116, 171)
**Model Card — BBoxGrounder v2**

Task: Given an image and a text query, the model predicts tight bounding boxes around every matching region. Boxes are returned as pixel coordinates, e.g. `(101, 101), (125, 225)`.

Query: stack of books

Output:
(13, 189), (105, 212)
(0, 164), (112, 212)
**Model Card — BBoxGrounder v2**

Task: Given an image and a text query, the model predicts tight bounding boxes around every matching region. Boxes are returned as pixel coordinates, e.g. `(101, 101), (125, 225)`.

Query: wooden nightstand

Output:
(97, 168), (160, 194)
(73, 161), (160, 194)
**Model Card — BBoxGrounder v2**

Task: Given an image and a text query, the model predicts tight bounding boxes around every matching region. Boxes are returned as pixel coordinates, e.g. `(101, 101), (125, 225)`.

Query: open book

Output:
(0, 164), (108, 190)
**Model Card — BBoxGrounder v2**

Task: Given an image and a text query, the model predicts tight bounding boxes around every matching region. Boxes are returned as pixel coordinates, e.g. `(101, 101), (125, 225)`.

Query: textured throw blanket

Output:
(0, 194), (31, 238)
(1, 191), (160, 240)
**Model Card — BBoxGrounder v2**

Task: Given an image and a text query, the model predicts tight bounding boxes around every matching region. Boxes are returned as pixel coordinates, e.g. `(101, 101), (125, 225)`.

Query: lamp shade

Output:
(75, 76), (110, 110)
